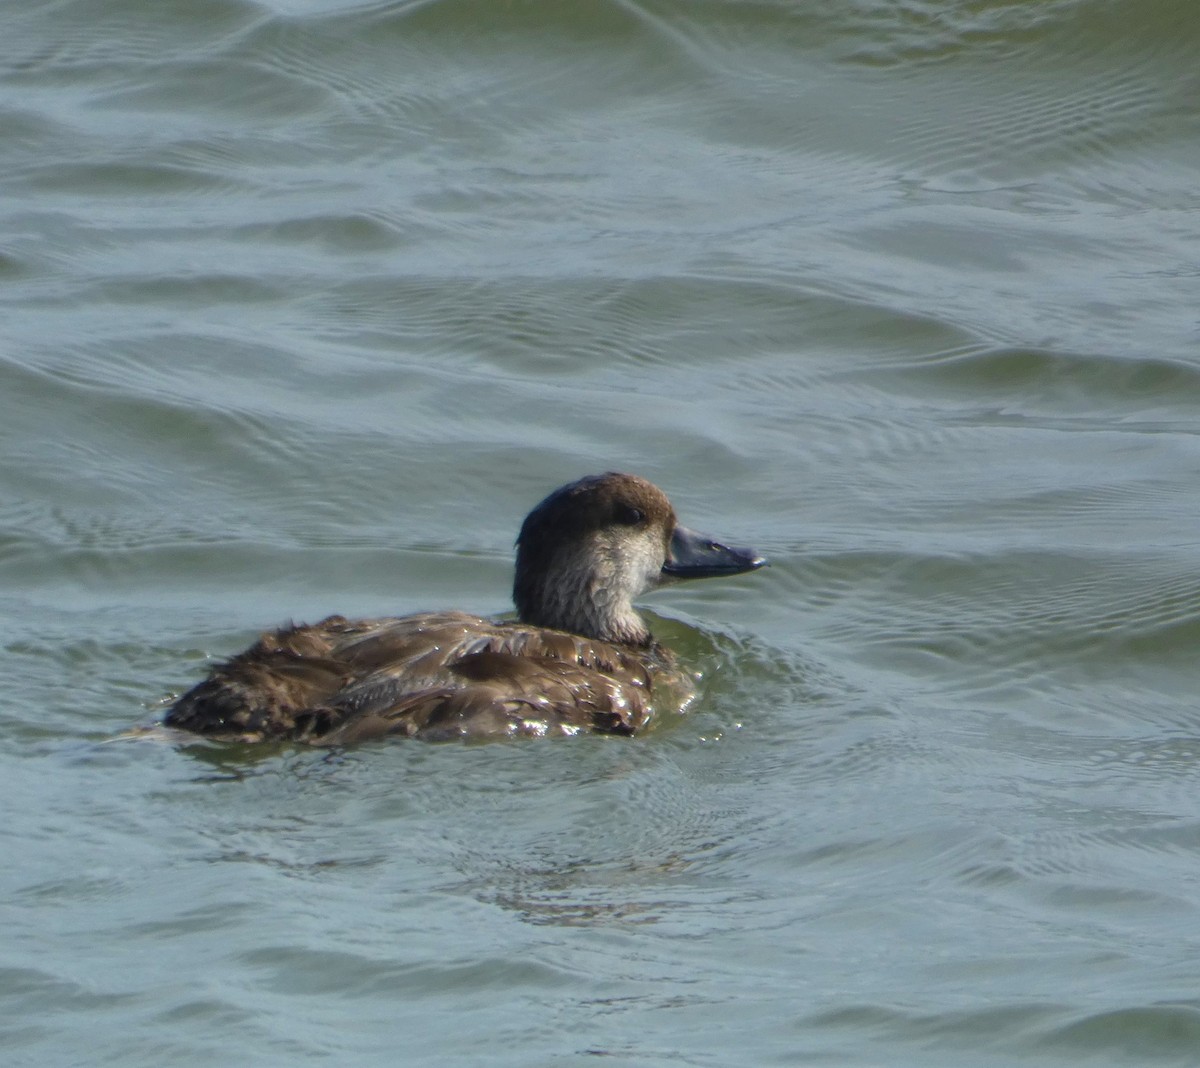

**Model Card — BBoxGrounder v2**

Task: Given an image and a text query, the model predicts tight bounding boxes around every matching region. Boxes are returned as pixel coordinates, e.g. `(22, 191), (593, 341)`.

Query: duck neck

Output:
(514, 554), (653, 647)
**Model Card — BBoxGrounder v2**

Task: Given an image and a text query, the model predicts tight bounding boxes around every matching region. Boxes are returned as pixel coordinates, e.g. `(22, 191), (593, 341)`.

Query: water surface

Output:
(4, 0), (1200, 1064)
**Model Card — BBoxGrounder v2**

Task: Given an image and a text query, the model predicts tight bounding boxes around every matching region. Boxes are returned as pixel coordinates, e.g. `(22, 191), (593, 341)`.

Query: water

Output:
(3, 0), (1200, 1063)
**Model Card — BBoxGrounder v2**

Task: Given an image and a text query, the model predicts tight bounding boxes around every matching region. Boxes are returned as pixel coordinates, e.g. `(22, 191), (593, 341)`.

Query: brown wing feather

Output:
(317, 649), (650, 744)
(164, 618), (353, 740)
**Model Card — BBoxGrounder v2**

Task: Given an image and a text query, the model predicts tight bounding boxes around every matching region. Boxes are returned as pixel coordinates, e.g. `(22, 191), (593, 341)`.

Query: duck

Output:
(164, 472), (766, 744)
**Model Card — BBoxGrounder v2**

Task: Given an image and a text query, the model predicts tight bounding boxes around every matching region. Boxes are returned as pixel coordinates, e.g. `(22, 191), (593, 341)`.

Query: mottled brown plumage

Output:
(165, 473), (765, 744)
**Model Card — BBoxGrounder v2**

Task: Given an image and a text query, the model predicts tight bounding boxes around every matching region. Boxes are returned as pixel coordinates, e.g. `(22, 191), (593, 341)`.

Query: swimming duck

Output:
(165, 472), (766, 744)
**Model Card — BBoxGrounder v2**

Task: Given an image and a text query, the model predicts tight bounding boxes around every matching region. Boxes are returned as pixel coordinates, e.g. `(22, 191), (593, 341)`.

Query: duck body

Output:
(166, 611), (673, 744)
(165, 473), (765, 744)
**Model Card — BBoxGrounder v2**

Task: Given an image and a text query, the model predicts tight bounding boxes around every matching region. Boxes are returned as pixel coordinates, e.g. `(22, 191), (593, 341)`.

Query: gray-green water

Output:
(4, 0), (1200, 1063)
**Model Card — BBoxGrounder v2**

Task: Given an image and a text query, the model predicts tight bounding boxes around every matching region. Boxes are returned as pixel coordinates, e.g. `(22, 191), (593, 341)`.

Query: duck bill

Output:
(662, 525), (768, 581)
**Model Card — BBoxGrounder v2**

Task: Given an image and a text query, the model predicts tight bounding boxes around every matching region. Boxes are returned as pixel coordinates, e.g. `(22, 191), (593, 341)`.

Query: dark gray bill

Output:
(662, 525), (768, 580)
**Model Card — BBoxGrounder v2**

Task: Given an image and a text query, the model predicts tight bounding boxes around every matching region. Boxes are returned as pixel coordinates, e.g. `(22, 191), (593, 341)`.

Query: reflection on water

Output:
(3, 0), (1200, 1063)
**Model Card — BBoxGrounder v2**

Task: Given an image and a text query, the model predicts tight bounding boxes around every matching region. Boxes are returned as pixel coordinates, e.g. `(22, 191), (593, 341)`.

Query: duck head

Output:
(514, 472), (766, 646)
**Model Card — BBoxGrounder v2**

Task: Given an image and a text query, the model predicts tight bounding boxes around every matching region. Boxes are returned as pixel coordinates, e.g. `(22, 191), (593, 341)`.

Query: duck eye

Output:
(615, 505), (645, 526)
